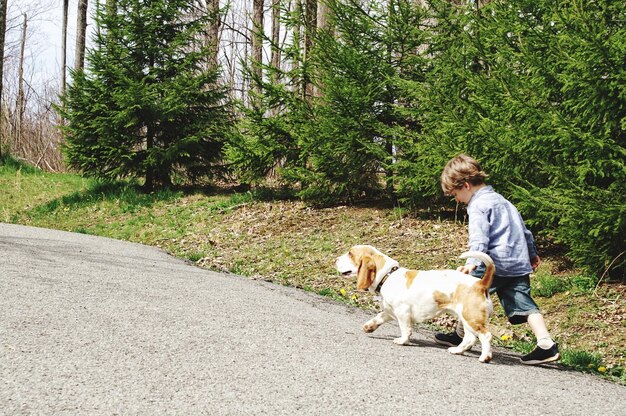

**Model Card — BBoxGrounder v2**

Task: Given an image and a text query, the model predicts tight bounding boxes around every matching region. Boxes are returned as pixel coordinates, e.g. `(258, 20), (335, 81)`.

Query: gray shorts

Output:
(471, 267), (540, 325)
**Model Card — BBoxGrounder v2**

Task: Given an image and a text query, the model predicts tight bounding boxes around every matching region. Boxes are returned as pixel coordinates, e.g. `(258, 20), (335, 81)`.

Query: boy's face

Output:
(449, 182), (473, 204)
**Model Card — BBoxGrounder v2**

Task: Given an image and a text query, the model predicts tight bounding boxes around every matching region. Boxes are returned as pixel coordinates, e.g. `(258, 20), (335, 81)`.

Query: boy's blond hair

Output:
(440, 154), (488, 194)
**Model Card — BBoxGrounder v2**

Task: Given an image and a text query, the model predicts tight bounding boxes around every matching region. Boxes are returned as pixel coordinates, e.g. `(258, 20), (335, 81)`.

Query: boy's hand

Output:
(457, 264), (477, 274)
(531, 255), (541, 271)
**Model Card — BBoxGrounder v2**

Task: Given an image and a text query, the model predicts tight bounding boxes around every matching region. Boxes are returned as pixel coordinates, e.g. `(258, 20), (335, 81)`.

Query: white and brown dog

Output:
(335, 245), (495, 362)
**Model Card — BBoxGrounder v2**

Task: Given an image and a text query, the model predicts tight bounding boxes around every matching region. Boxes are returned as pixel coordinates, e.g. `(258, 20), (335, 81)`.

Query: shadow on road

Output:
(365, 333), (573, 371)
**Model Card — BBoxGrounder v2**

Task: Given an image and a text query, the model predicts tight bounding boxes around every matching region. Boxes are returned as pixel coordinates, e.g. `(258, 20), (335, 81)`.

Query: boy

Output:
(436, 154), (559, 365)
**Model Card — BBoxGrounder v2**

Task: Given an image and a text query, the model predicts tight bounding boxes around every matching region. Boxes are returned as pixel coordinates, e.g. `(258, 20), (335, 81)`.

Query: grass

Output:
(1, 159), (92, 223)
(2, 157), (625, 384)
(533, 270), (571, 298)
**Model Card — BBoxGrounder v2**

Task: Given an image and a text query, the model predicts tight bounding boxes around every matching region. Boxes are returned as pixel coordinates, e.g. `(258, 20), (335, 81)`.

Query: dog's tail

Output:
(459, 251), (495, 295)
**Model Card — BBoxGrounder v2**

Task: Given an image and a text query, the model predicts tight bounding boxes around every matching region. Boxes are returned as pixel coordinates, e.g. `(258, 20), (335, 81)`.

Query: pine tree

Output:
(400, 0), (625, 277)
(229, 0), (430, 203)
(58, 0), (232, 190)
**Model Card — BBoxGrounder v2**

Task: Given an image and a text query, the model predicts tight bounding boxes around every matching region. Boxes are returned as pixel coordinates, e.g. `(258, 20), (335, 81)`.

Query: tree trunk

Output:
(311, 0), (331, 98)
(0, 0), (8, 158)
(75, 0), (89, 71)
(384, 1), (396, 200)
(303, 0), (316, 99)
(62, 0), (69, 94)
(270, 0), (280, 76)
(316, 0), (330, 32)
(16, 14), (27, 152)
(291, 0), (302, 79)
(144, 123), (155, 192)
(206, 0), (220, 69)
(251, 0), (264, 93)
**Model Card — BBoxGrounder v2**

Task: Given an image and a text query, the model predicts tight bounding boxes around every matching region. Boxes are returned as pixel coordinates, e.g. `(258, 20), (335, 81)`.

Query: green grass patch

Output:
(31, 181), (182, 215)
(570, 274), (597, 292)
(1, 161), (252, 251)
(184, 251), (206, 263)
(1, 154), (42, 174)
(533, 271), (571, 298)
(532, 269), (598, 298)
(557, 349), (625, 383)
(203, 191), (255, 213)
(504, 338), (535, 355)
(561, 349), (603, 372)
(1, 157), (93, 222)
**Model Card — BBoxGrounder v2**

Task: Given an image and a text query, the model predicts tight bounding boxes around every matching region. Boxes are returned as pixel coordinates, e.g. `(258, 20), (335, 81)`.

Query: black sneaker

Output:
(434, 331), (463, 347)
(521, 343), (560, 365)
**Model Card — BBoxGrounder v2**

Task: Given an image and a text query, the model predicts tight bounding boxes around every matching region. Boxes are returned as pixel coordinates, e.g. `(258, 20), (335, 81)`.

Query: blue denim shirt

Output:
(465, 186), (538, 277)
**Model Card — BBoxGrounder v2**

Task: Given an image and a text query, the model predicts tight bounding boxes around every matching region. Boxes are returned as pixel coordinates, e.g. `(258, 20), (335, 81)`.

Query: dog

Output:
(335, 245), (495, 362)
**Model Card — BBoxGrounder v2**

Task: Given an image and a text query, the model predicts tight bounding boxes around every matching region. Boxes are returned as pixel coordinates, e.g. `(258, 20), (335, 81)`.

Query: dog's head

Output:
(335, 245), (396, 291)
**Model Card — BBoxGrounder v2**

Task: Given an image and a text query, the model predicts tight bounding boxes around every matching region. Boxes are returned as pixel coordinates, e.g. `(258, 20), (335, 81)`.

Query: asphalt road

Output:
(1, 223), (625, 415)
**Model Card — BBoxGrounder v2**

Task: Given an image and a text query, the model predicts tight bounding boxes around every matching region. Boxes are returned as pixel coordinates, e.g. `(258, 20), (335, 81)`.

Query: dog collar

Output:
(373, 266), (399, 293)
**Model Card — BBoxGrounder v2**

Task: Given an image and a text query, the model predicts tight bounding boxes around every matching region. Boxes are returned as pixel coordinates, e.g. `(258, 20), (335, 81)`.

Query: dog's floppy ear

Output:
(356, 255), (377, 290)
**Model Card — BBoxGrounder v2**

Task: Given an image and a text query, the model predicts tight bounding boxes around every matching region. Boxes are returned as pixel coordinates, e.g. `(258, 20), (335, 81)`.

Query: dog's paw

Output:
(393, 337), (410, 345)
(363, 322), (378, 333)
(479, 353), (493, 363)
(448, 346), (465, 355)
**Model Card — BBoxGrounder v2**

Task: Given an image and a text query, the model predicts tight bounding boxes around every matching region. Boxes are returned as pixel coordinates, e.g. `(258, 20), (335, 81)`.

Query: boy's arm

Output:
(457, 263), (477, 274)
(524, 226), (540, 271)
(524, 227), (538, 259)
(531, 255), (541, 271)
(466, 205), (490, 267)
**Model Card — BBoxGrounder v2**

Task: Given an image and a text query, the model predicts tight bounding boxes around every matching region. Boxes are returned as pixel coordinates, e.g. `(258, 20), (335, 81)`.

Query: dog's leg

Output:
(448, 321), (477, 355)
(393, 307), (413, 345)
(363, 310), (393, 333)
(477, 331), (493, 363)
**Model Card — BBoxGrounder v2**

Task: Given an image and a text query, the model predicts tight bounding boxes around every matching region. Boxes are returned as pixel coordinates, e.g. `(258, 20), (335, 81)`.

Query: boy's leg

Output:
(528, 312), (555, 349)
(434, 326), (463, 347)
(494, 275), (559, 365)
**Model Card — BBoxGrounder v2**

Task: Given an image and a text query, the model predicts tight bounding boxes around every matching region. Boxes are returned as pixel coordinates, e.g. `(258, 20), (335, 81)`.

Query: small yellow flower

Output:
(351, 294), (357, 301)
(500, 334), (511, 342)
(598, 366), (607, 373)
(340, 288), (347, 297)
